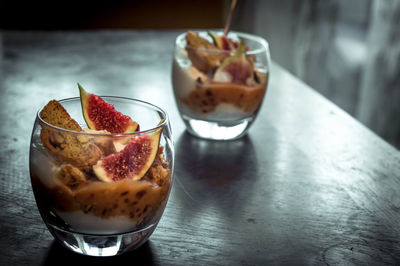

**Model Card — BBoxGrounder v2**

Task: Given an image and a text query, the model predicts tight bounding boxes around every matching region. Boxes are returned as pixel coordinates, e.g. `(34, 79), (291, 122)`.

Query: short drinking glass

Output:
(172, 30), (271, 140)
(29, 97), (174, 256)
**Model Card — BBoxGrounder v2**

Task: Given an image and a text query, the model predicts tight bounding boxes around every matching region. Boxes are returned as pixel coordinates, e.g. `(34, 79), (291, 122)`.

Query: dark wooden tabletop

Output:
(1, 30), (399, 265)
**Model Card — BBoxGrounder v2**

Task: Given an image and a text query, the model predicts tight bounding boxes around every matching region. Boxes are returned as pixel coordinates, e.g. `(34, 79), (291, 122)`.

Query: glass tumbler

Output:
(29, 97), (174, 256)
(172, 30), (271, 140)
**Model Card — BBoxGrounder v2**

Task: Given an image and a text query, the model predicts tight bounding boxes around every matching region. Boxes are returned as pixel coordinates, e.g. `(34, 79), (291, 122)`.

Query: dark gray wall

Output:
(236, 0), (399, 149)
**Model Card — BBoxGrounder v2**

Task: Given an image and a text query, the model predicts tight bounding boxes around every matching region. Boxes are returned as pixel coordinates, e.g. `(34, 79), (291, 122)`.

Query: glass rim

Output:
(37, 96), (169, 136)
(176, 30), (270, 55)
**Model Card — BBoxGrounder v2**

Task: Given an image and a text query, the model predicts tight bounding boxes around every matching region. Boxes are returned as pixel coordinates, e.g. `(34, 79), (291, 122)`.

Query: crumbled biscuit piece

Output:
(186, 31), (224, 73)
(144, 146), (170, 187)
(83, 129), (116, 156)
(149, 165), (169, 187)
(56, 164), (88, 190)
(40, 100), (82, 131)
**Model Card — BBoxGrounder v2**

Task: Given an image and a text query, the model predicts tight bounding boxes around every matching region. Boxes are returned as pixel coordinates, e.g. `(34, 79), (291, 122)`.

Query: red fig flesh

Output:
(79, 84), (139, 133)
(93, 129), (162, 182)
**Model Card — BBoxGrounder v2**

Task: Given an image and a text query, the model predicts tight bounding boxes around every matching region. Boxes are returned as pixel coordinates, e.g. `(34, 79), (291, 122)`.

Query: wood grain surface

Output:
(0, 31), (399, 265)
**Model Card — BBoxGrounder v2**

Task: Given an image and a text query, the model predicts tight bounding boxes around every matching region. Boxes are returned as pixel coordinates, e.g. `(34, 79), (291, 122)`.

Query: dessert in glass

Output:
(172, 30), (271, 140)
(29, 85), (174, 256)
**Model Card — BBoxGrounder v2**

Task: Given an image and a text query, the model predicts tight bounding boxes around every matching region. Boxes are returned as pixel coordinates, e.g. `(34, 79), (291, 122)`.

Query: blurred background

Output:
(1, 0), (399, 149)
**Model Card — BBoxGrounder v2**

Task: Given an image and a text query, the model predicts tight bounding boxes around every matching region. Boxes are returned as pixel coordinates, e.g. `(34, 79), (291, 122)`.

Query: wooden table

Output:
(1, 31), (399, 265)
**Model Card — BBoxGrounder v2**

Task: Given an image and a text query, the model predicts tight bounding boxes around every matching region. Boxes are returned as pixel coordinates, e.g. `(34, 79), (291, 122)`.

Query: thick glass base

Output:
(47, 223), (157, 256)
(182, 115), (254, 140)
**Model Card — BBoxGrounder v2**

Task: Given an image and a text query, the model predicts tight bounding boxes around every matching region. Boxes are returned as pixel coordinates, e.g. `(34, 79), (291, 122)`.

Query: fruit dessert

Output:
(172, 30), (268, 121)
(30, 85), (171, 234)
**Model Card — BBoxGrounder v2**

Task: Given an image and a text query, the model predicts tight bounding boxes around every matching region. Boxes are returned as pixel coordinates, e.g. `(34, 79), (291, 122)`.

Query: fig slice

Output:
(93, 128), (162, 182)
(78, 84), (139, 133)
(213, 40), (254, 85)
(208, 32), (233, 51)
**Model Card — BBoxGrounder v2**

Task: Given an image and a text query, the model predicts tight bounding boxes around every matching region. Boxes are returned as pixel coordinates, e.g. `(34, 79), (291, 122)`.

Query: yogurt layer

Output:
(57, 210), (138, 234)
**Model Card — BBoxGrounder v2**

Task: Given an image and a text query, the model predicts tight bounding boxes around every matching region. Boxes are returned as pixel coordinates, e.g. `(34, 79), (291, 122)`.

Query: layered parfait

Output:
(30, 85), (172, 235)
(173, 30), (269, 121)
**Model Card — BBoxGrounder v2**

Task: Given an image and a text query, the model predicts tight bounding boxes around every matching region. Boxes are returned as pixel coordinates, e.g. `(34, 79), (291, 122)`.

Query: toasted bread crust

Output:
(39, 100), (102, 171)
(40, 127), (103, 171)
(40, 100), (82, 131)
